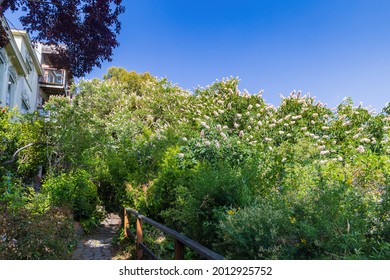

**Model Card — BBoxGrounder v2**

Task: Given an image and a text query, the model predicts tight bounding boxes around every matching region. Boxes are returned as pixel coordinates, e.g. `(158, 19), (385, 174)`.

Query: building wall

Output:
(12, 33), (41, 113)
(0, 48), (20, 110)
(0, 17), (42, 114)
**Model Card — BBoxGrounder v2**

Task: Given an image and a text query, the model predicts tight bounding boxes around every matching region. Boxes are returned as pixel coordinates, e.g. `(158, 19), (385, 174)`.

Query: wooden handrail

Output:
(124, 208), (224, 260)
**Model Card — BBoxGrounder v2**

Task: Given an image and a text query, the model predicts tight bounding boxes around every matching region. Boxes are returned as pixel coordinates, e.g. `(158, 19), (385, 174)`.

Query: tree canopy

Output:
(0, 0), (124, 77)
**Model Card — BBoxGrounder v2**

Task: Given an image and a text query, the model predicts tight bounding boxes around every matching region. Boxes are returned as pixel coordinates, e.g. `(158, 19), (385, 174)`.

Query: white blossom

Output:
(360, 138), (371, 143)
(353, 133), (360, 139)
(269, 123), (276, 128)
(357, 145), (365, 153)
(322, 126), (329, 130)
(292, 115), (302, 120)
(234, 123), (240, 128)
(220, 132), (227, 140)
(205, 140), (211, 146)
(320, 150), (330, 155)
(177, 153), (185, 158)
(342, 121), (351, 126)
(312, 113), (318, 118)
(236, 113), (242, 119)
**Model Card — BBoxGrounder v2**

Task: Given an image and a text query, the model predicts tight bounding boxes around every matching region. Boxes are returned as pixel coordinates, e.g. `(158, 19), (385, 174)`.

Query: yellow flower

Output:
(227, 210), (235, 215)
(301, 239), (307, 245)
(289, 216), (296, 224)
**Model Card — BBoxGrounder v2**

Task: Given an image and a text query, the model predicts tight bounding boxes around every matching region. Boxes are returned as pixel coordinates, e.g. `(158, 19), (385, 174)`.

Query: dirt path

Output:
(72, 213), (121, 260)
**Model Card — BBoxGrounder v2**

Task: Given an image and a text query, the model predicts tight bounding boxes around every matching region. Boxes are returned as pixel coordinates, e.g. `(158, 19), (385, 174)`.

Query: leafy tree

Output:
(103, 67), (155, 95)
(0, 0), (125, 77)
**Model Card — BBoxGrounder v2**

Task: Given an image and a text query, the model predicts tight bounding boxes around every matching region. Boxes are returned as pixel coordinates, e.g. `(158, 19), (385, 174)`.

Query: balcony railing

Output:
(40, 69), (66, 86)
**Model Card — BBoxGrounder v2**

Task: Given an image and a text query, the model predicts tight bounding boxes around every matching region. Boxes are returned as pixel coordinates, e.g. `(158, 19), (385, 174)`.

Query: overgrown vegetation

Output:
(1, 67), (389, 259)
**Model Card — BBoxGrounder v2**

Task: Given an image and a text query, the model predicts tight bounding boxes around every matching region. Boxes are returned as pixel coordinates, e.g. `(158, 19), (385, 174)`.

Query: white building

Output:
(0, 16), (43, 113)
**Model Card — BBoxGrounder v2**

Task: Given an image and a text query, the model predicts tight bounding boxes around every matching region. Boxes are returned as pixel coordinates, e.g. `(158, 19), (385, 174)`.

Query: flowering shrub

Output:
(20, 68), (389, 259)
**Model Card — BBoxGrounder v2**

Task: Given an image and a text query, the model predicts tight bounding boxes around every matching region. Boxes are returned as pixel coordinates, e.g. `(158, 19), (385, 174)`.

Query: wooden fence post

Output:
(174, 239), (185, 260)
(123, 208), (129, 238)
(136, 217), (143, 259)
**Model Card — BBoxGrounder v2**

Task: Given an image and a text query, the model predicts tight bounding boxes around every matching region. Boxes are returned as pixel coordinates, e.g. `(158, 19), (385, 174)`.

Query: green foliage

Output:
(0, 107), (45, 182)
(103, 67), (156, 95)
(215, 200), (293, 260)
(42, 170), (100, 225)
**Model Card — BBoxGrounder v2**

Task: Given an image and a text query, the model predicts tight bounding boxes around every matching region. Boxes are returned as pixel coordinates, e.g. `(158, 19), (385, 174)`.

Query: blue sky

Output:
(6, 0), (390, 112)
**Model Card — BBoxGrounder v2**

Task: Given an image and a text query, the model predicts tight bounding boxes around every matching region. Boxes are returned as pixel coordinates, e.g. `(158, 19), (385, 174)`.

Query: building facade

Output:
(1, 16), (70, 114)
(0, 17), (43, 113)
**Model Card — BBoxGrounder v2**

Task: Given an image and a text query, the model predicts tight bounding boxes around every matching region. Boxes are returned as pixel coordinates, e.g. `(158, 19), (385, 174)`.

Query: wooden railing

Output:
(124, 208), (224, 260)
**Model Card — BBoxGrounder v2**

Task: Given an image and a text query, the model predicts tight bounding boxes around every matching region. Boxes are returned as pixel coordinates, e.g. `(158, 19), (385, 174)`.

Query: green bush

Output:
(215, 200), (294, 259)
(42, 170), (100, 224)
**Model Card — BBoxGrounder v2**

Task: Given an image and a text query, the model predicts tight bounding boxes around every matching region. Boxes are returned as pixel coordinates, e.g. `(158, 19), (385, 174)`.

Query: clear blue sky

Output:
(6, 0), (390, 112)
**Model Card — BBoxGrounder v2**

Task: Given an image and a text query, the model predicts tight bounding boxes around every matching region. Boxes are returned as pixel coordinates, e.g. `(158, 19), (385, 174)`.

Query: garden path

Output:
(72, 213), (121, 260)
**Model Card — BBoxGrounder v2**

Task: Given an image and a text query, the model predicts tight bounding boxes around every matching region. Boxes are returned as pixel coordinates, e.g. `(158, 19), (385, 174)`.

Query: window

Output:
(0, 50), (5, 97)
(21, 98), (30, 114)
(6, 76), (15, 107)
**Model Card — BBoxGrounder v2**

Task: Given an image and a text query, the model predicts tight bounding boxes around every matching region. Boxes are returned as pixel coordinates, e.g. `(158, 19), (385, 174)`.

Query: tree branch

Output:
(1, 141), (46, 165)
